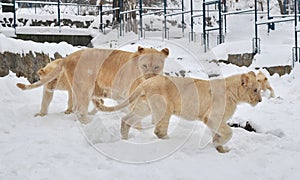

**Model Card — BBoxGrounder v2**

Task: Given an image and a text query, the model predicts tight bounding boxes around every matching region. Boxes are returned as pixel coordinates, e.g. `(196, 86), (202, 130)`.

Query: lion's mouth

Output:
(251, 100), (260, 106)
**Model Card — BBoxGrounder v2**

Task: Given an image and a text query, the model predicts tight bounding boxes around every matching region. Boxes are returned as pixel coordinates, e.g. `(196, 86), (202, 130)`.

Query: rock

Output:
(227, 53), (255, 67)
(0, 51), (55, 83)
(0, 53), (9, 77)
(228, 121), (256, 132)
(179, 70), (186, 77)
(54, 52), (63, 59)
(263, 65), (292, 76)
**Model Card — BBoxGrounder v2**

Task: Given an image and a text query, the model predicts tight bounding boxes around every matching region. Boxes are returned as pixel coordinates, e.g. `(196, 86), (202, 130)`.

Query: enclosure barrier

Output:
(1, 0), (299, 63)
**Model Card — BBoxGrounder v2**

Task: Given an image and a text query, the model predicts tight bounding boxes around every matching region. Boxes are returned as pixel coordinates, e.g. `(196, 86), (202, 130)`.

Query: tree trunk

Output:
(277, 0), (284, 14)
(259, 1), (264, 11)
(113, 0), (120, 23)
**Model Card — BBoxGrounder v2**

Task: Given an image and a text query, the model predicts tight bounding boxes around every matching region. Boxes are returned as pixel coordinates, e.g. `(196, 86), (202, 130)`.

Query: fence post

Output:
(181, 0), (185, 36)
(295, 0), (298, 65)
(99, 3), (103, 32)
(164, 0), (167, 39)
(203, 1), (207, 52)
(119, 0), (123, 36)
(218, 0), (223, 44)
(13, 0), (16, 33)
(190, 0), (194, 41)
(139, 0), (143, 38)
(254, 0), (258, 54)
(57, 0), (61, 32)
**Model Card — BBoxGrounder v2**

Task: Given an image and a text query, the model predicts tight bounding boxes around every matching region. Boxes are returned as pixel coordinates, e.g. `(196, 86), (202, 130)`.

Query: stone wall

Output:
(216, 53), (292, 76)
(0, 51), (52, 83)
(216, 53), (255, 67)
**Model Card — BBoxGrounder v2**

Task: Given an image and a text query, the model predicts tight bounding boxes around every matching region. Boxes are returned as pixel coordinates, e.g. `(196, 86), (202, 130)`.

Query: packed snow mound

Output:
(83, 115), (121, 144)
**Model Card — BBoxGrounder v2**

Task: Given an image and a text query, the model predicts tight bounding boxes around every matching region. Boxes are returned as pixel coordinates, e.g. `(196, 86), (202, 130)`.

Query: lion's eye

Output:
(153, 66), (159, 70)
(142, 64), (147, 69)
(254, 89), (258, 93)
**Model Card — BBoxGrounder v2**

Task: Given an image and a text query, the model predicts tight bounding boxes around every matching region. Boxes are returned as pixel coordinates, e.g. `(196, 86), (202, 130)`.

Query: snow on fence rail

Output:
(256, 17), (295, 25)
(0, 3), (13, 6)
(1, 0), (299, 65)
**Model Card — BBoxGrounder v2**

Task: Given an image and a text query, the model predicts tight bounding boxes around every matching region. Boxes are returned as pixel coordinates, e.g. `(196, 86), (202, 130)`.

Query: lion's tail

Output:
(16, 60), (64, 90)
(92, 87), (144, 112)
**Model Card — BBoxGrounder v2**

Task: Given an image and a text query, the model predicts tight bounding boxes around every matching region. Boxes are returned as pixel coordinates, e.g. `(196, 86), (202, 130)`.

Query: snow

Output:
(0, 33), (79, 58)
(1, 0), (300, 179)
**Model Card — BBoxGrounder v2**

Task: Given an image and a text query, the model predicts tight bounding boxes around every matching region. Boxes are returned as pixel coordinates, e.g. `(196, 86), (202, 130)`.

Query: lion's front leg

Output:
(267, 84), (275, 98)
(205, 119), (233, 153)
(212, 123), (233, 153)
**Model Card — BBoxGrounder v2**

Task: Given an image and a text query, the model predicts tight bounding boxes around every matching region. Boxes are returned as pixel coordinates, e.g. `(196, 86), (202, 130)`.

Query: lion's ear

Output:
(248, 71), (256, 77)
(137, 46), (144, 53)
(161, 48), (169, 56)
(241, 74), (250, 86)
(257, 71), (263, 75)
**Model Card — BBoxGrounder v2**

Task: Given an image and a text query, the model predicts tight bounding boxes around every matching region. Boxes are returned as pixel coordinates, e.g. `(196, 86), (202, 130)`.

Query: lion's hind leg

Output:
(35, 87), (54, 117)
(121, 112), (145, 140)
(64, 89), (73, 114)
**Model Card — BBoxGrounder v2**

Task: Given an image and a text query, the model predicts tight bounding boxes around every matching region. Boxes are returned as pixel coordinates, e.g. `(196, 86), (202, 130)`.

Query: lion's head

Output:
(131, 46), (169, 76)
(239, 71), (262, 106)
(257, 71), (268, 90)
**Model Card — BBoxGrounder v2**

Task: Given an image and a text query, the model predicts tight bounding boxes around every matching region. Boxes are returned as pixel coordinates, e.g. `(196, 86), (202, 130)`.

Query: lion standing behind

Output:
(17, 47), (169, 123)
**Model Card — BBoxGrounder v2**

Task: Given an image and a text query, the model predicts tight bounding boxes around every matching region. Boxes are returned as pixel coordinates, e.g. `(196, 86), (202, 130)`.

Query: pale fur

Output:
(257, 71), (275, 98)
(34, 58), (73, 116)
(93, 72), (262, 153)
(16, 47), (169, 123)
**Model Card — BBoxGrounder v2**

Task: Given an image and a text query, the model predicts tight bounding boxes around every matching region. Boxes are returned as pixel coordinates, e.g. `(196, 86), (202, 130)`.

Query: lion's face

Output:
(240, 71), (262, 106)
(135, 47), (169, 75)
(257, 71), (268, 90)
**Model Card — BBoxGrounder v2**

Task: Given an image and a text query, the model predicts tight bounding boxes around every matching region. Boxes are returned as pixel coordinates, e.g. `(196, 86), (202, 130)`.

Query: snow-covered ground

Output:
(1, 1), (300, 179)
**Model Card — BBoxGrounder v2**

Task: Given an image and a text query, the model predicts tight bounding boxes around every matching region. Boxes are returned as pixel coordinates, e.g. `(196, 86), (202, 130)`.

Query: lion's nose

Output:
(258, 98), (262, 102)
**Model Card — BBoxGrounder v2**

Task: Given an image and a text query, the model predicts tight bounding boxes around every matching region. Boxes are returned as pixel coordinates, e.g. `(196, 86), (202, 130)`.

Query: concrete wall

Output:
(16, 34), (92, 46)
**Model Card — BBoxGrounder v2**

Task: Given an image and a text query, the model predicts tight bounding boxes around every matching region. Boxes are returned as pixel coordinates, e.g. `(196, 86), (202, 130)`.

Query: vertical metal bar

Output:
(58, 0), (61, 31)
(139, 0), (143, 38)
(190, 0), (194, 41)
(283, 0), (286, 14)
(267, 0), (270, 33)
(181, 0), (184, 36)
(164, 0), (167, 39)
(224, 14), (227, 34)
(13, 0), (16, 32)
(223, 0), (227, 34)
(254, 0), (258, 54)
(119, 0), (122, 36)
(218, 0), (222, 44)
(295, 0), (298, 63)
(203, 0), (206, 52)
(77, 4), (79, 15)
(99, 3), (103, 32)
